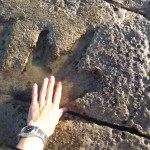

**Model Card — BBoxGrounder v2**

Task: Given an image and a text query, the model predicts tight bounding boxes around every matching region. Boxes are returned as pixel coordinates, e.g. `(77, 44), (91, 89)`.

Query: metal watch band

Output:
(34, 126), (48, 144)
(18, 125), (48, 144)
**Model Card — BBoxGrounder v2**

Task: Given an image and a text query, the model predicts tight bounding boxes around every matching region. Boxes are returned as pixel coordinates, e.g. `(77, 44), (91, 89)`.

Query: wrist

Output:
(16, 137), (44, 150)
(18, 125), (48, 144)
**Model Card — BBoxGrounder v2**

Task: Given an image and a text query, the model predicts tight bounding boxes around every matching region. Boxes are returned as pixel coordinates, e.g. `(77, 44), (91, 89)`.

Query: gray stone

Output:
(0, 145), (14, 150)
(45, 120), (150, 150)
(0, 0), (150, 148)
(0, 0), (86, 71)
(75, 13), (150, 135)
(0, 0), (118, 71)
(112, 0), (150, 19)
(0, 95), (28, 146)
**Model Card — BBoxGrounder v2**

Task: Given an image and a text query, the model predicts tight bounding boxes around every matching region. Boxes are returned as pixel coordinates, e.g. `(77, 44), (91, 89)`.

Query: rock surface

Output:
(75, 12), (150, 135)
(112, 0), (150, 19)
(0, 95), (27, 146)
(0, 0), (149, 148)
(45, 120), (150, 150)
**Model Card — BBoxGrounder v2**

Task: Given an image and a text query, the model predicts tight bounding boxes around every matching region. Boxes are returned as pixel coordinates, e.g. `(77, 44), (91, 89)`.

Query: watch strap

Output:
(18, 125), (48, 144)
(34, 126), (48, 144)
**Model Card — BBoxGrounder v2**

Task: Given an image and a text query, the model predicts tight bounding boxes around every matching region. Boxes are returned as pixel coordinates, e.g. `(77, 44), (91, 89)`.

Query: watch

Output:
(18, 125), (48, 144)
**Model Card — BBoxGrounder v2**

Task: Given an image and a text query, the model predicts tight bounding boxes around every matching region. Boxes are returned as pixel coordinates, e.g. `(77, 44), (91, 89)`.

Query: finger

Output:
(53, 82), (62, 108)
(28, 84), (38, 123)
(31, 83), (38, 107)
(59, 107), (68, 118)
(45, 76), (55, 105)
(39, 77), (49, 108)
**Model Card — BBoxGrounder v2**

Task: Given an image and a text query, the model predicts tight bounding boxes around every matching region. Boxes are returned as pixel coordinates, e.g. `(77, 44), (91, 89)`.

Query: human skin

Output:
(16, 76), (67, 150)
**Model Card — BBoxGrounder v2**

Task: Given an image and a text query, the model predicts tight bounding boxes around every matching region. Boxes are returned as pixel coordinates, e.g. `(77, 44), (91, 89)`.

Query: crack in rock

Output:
(0, 0), (149, 148)
(67, 111), (150, 140)
(46, 120), (150, 150)
(104, 0), (149, 19)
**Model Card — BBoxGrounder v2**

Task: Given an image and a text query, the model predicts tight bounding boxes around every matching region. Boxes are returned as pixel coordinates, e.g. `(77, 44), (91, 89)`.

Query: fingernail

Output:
(33, 83), (37, 87)
(50, 75), (55, 80)
(44, 77), (48, 81)
(58, 81), (62, 85)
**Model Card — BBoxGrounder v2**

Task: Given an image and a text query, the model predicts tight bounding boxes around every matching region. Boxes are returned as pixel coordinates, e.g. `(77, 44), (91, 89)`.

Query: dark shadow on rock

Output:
(10, 88), (32, 103)
(32, 29), (57, 73)
(0, 95), (28, 147)
(22, 27), (99, 107)
(52, 28), (99, 105)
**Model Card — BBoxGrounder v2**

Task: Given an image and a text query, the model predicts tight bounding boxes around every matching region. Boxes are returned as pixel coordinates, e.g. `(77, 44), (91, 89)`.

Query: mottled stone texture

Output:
(112, 0), (150, 19)
(45, 120), (150, 150)
(0, 95), (27, 146)
(0, 0), (115, 71)
(75, 14), (150, 135)
(0, 0), (150, 149)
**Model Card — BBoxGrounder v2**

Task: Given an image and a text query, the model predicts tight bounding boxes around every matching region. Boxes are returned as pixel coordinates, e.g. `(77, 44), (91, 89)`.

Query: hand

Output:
(27, 76), (67, 137)
(17, 76), (67, 150)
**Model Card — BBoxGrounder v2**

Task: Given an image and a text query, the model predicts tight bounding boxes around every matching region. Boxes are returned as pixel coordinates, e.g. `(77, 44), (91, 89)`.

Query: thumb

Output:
(59, 107), (68, 118)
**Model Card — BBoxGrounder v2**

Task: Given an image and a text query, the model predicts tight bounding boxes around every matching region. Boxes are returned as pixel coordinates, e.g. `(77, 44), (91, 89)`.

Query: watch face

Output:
(23, 126), (34, 133)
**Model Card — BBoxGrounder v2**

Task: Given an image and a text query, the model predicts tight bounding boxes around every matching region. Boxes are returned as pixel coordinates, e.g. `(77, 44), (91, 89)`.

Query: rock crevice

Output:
(104, 0), (150, 19)
(67, 111), (150, 140)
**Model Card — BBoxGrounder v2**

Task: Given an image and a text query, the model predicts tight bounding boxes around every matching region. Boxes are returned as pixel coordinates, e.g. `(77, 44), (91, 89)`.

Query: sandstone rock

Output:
(0, 0), (118, 71)
(75, 13), (150, 135)
(0, 0), (149, 148)
(112, 0), (150, 19)
(0, 95), (28, 146)
(45, 120), (150, 150)
(0, 145), (13, 150)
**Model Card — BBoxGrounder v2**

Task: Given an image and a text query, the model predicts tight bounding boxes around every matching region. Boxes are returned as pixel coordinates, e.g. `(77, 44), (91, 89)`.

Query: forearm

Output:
(16, 137), (44, 150)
